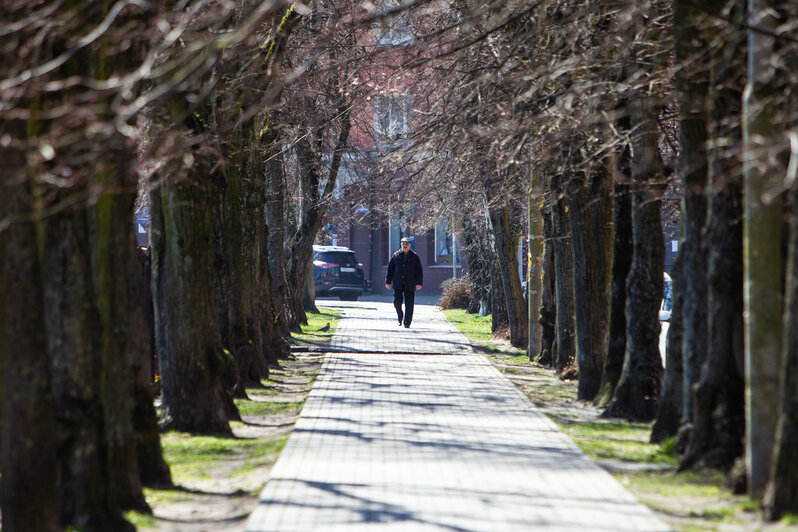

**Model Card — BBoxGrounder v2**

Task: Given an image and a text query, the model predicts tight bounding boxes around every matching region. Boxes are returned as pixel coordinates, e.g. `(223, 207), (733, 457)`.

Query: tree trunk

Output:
(651, 234), (685, 443)
(487, 198), (528, 349)
(538, 198), (557, 366)
(742, 0), (785, 498)
(462, 216), (492, 315)
(134, 245), (172, 489)
(42, 204), (135, 531)
(673, 0), (710, 429)
(604, 94), (664, 422)
(211, 163), (252, 396)
(762, 2), (798, 517)
(264, 125), (293, 343)
(91, 182), (158, 512)
(150, 166), (237, 435)
(490, 262), (509, 333)
(551, 174), (576, 373)
(763, 173), (798, 521)
(0, 161), (60, 532)
(245, 123), (289, 373)
(567, 164), (613, 401)
(213, 115), (266, 394)
(287, 110), (351, 329)
(680, 1), (746, 470)
(527, 181), (544, 359)
(304, 259), (318, 312)
(597, 183), (632, 406)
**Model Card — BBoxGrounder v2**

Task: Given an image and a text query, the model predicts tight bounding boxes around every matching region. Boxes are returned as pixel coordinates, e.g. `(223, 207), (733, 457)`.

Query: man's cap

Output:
(400, 237), (412, 243)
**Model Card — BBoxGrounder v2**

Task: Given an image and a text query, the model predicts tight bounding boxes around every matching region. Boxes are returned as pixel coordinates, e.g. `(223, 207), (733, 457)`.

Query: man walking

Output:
(385, 237), (423, 328)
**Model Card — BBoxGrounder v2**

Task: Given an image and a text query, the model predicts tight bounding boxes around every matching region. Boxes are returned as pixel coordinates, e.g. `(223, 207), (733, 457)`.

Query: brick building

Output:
(321, 0), (466, 295)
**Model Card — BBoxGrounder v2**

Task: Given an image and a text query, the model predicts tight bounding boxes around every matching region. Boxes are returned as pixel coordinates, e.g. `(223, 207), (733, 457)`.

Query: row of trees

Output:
(395, 0), (797, 521)
(0, 0), (376, 529)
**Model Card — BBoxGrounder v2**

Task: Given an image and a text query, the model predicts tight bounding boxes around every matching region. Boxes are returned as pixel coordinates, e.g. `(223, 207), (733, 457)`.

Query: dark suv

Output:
(313, 245), (365, 301)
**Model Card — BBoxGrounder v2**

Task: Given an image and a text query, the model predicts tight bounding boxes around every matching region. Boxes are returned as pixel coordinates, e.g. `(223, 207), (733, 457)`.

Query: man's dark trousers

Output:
(394, 287), (416, 327)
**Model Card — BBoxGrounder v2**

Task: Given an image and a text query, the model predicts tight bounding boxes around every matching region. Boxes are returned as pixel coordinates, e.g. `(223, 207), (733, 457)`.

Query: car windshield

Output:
(319, 252), (356, 266)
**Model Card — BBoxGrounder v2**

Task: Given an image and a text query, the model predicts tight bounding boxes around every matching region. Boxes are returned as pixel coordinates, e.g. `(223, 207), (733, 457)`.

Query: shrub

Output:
(439, 275), (471, 310)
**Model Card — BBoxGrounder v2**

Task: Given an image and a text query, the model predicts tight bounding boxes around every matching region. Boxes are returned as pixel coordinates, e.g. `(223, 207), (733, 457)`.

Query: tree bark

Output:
(490, 261), (509, 333)
(538, 198), (557, 366)
(597, 183), (632, 406)
(246, 124), (290, 371)
(42, 203), (135, 531)
(0, 149), (61, 532)
(763, 173), (798, 521)
(680, 1), (746, 470)
(212, 114), (266, 394)
(742, 0), (785, 498)
(673, 0), (710, 429)
(551, 174), (576, 373)
(211, 162), (251, 395)
(462, 216), (492, 315)
(527, 181), (544, 359)
(604, 94), (664, 422)
(651, 235), (685, 443)
(762, 1), (798, 516)
(263, 125), (293, 346)
(91, 178), (159, 512)
(151, 163), (237, 435)
(487, 197), (528, 349)
(567, 164), (613, 401)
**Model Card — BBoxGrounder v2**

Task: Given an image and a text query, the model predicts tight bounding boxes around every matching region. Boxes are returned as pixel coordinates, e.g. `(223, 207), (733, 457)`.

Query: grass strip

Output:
(290, 306), (343, 347)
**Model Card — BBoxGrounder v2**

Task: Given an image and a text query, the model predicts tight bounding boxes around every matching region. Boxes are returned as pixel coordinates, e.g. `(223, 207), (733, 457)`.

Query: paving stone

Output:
(246, 300), (671, 532)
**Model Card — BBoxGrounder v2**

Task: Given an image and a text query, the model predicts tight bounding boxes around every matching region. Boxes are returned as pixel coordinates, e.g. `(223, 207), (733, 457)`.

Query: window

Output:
(389, 212), (402, 256)
(435, 217), (459, 265)
(388, 209), (415, 258)
(375, 0), (413, 46)
(374, 94), (411, 142)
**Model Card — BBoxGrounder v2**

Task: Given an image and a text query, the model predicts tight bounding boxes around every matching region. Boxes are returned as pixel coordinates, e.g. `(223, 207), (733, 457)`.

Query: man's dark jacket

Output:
(386, 249), (423, 290)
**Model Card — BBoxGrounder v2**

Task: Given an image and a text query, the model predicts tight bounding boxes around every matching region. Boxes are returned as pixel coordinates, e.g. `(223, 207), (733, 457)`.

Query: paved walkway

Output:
(246, 299), (670, 532)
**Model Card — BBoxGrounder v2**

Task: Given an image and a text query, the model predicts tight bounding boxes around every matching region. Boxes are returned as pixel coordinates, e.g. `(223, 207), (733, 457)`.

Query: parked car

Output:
(313, 245), (365, 301)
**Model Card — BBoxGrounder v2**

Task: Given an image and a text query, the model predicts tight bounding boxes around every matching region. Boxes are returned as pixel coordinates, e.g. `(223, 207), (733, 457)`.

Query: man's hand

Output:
(385, 284), (391, 290)
(415, 285), (422, 291)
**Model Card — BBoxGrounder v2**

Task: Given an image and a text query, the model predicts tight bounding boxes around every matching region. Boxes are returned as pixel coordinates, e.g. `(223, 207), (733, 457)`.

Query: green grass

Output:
(780, 513), (798, 525)
(442, 309), (525, 355)
(561, 421), (678, 465)
(442, 309), (494, 340)
(158, 430), (287, 480)
(234, 398), (305, 416)
(124, 510), (157, 529)
(290, 307), (342, 347)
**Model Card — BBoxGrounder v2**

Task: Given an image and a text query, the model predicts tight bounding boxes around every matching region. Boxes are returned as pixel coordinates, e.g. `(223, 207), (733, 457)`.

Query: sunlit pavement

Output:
(246, 297), (671, 531)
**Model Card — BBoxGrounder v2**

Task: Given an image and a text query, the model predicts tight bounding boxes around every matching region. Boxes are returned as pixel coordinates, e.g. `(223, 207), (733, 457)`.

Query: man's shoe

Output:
(398, 321), (403, 326)
(404, 323), (410, 328)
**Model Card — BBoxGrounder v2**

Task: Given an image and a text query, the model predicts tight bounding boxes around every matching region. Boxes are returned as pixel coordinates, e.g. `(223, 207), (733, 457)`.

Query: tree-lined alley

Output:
(1, 0), (797, 530)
